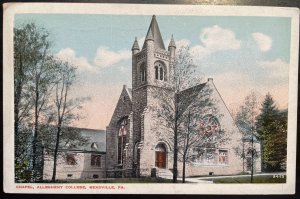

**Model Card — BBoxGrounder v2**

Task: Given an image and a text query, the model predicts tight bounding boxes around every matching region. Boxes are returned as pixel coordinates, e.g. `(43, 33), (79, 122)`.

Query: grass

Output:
(204, 175), (286, 183)
(45, 177), (173, 183)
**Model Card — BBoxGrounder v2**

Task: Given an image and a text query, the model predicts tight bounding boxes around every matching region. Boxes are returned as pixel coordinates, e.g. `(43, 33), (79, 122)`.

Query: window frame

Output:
(91, 154), (101, 167)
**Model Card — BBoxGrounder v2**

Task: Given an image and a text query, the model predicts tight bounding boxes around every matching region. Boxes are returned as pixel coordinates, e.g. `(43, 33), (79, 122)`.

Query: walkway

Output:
(161, 172), (286, 183)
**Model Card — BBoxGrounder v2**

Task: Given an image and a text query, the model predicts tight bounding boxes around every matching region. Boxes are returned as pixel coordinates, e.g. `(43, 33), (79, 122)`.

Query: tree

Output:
(256, 94), (287, 171)
(177, 87), (215, 183)
(14, 23), (90, 182)
(235, 92), (260, 183)
(47, 60), (90, 182)
(14, 23), (59, 181)
(152, 45), (204, 182)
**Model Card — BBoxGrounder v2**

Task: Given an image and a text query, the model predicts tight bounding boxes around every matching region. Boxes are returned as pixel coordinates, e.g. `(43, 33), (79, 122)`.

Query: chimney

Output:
(208, 78), (213, 82)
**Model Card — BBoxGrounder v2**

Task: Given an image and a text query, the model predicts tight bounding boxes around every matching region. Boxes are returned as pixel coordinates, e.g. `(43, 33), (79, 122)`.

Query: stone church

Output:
(43, 15), (261, 180)
(105, 15), (261, 178)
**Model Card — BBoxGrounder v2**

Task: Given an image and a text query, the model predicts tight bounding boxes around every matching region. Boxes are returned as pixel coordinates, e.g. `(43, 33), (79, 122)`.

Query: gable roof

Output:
(126, 87), (132, 101)
(178, 83), (207, 113)
(142, 15), (166, 50)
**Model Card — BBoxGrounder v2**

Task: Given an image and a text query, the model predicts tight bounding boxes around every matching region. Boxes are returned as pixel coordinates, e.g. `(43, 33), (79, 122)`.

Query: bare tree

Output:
(152, 45), (203, 182)
(48, 60), (90, 182)
(178, 86), (214, 182)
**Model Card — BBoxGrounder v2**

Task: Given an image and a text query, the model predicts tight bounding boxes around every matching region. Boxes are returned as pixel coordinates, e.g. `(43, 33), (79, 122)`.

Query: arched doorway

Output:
(155, 143), (167, 168)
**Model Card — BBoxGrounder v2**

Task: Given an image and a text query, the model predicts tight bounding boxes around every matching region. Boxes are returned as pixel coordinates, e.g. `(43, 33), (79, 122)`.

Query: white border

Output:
(3, 3), (299, 194)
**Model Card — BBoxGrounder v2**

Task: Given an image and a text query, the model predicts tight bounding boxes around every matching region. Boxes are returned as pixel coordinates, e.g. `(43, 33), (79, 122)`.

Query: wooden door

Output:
(155, 151), (166, 168)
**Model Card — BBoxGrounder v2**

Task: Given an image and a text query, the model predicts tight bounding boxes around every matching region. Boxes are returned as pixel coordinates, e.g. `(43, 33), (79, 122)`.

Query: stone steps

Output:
(156, 168), (173, 179)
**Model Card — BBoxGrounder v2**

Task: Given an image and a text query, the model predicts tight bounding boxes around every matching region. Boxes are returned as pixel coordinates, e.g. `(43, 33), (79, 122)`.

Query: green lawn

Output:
(47, 177), (173, 183)
(206, 175), (286, 183)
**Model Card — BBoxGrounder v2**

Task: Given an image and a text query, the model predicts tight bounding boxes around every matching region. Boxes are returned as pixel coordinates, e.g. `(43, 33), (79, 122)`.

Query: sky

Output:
(15, 14), (291, 129)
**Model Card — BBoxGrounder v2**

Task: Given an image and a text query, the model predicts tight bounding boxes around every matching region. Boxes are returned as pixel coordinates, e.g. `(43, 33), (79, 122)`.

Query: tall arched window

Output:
(154, 62), (166, 81)
(160, 67), (164, 80)
(140, 64), (146, 83)
(117, 118), (128, 164)
(155, 66), (158, 80)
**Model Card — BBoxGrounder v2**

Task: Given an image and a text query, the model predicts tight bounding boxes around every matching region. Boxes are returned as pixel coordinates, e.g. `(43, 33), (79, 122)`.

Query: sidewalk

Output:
(167, 172), (286, 183)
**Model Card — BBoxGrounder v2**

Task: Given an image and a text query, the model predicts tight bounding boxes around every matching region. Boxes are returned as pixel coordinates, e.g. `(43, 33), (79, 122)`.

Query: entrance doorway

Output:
(155, 143), (167, 168)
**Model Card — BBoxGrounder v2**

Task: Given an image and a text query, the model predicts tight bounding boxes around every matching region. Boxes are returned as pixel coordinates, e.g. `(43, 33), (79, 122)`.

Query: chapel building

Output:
(105, 15), (261, 178)
(42, 15), (261, 181)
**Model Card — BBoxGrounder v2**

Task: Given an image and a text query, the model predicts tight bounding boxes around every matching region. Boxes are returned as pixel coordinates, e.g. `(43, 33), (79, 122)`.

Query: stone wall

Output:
(106, 86), (133, 170)
(43, 153), (106, 180)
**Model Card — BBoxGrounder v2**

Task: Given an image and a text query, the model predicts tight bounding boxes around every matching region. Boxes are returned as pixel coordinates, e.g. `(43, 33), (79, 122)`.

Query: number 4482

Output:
(273, 175), (285, 178)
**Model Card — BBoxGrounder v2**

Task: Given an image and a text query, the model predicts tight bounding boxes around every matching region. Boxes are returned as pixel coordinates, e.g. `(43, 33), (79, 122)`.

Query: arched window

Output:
(117, 118), (128, 164)
(154, 62), (166, 81)
(91, 154), (101, 167)
(155, 66), (158, 80)
(140, 64), (146, 82)
(66, 154), (76, 165)
(160, 67), (164, 80)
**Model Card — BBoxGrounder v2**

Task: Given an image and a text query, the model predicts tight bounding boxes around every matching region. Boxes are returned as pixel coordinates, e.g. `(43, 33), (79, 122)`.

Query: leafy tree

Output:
(256, 94), (287, 171)
(14, 23), (59, 181)
(235, 92), (260, 182)
(14, 23), (90, 182)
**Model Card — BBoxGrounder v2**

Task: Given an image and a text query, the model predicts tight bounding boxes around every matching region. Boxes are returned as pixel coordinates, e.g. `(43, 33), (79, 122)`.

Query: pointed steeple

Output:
(168, 34), (176, 48)
(142, 15), (166, 50)
(131, 37), (140, 51)
(145, 29), (154, 41)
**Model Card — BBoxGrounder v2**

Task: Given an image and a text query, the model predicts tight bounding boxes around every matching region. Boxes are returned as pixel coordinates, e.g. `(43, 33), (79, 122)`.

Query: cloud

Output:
(94, 47), (131, 68)
(252, 32), (272, 52)
(171, 26), (241, 63)
(55, 48), (96, 72)
(175, 39), (191, 49)
(190, 45), (211, 61)
(258, 58), (289, 79)
(200, 25), (241, 52)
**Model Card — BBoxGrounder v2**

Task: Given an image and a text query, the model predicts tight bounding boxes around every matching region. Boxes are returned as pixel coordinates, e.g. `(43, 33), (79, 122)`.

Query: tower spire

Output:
(132, 37), (140, 51)
(142, 15), (165, 50)
(168, 34), (176, 48)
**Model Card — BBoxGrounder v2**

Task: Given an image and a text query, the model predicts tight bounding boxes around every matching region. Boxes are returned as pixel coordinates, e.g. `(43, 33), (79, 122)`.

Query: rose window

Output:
(199, 115), (220, 137)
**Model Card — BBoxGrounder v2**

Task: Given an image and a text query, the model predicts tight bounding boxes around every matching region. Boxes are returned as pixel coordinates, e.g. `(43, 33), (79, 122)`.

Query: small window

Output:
(93, 174), (99, 179)
(155, 66), (158, 80)
(67, 174), (73, 177)
(219, 150), (228, 165)
(66, 154), (76, 165)
(91, 155), (101, 167)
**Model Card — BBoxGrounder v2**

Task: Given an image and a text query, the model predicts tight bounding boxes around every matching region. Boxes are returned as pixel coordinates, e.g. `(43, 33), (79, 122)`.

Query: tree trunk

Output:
(52, 125), (61, 182)
(251, 130), (254, 183)
(173, 94), (178, 183)
(182, 155), (186, 183)
(242, 139), (245, 173)
(32, 81), (39, 182)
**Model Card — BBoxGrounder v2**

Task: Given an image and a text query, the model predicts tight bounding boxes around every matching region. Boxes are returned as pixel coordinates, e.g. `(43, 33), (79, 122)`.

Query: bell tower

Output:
(131, 15), (176, 90)
(131, 16), (176, 175)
